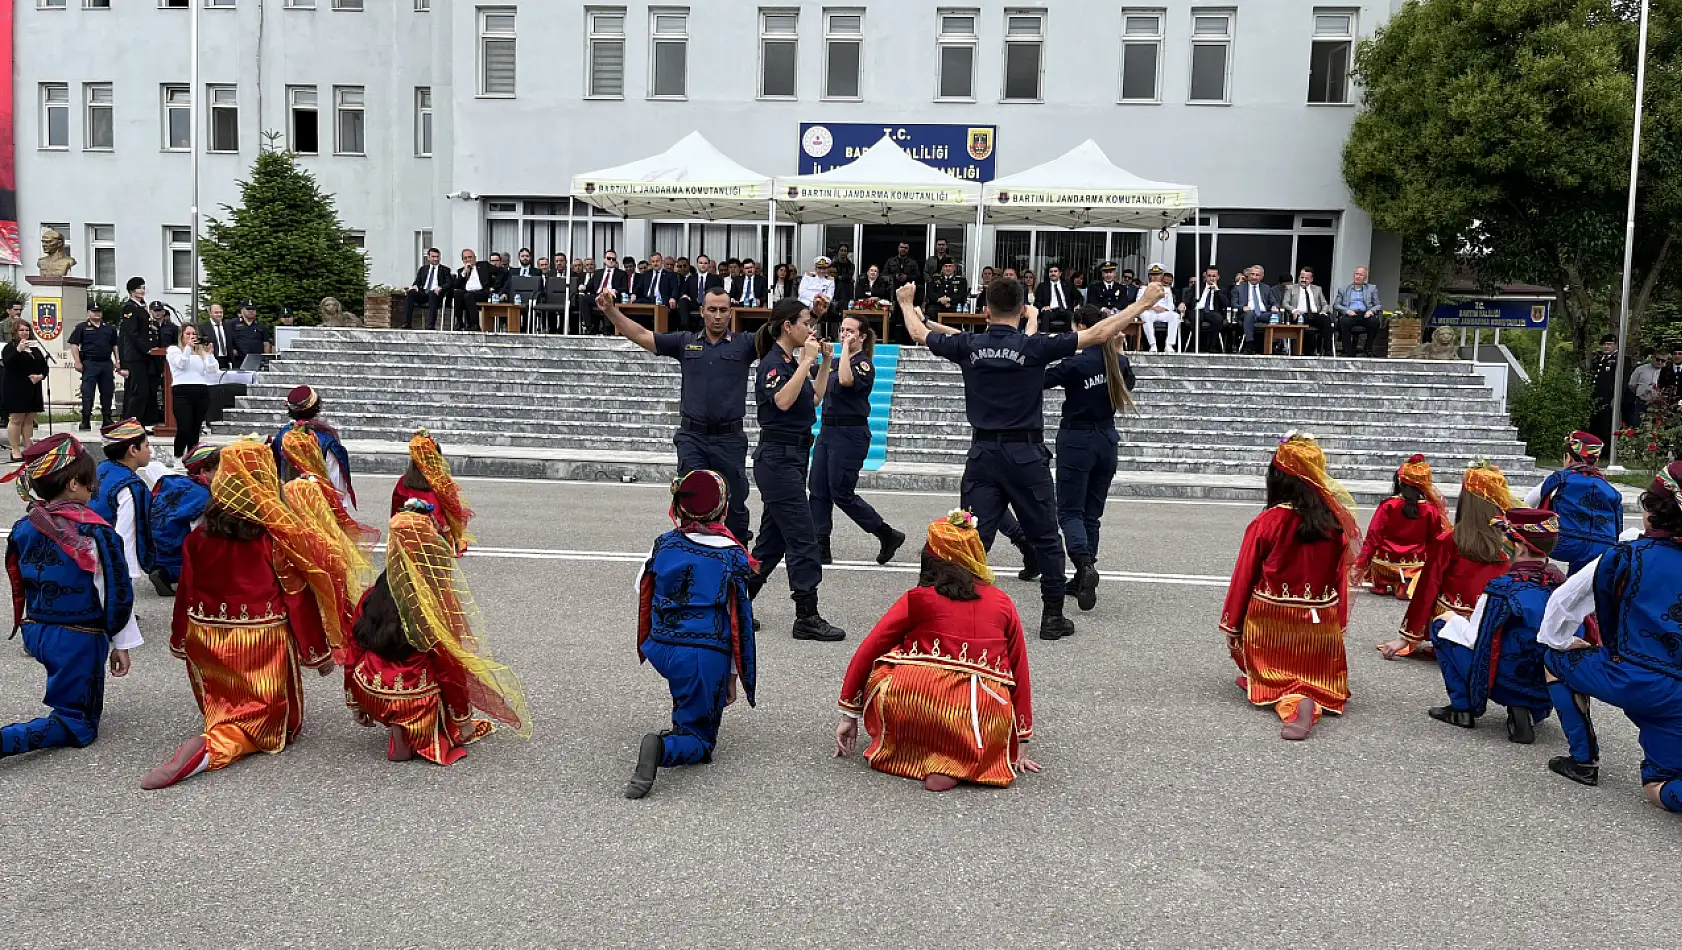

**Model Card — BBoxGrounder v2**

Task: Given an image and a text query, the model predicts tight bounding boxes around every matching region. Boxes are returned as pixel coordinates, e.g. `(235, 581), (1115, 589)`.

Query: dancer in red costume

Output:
(390, 429), (474, 556)
(1351, 454), (1447, 599)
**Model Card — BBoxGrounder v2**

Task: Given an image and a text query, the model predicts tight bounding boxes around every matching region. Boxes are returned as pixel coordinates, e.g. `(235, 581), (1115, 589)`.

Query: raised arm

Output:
(597, 289), (657, 353)
(896, 283), (935, 346)
(1074, 285), (1157, 350)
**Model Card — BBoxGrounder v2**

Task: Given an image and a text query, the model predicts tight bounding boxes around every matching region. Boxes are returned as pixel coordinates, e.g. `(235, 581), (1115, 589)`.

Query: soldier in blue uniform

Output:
(1, 434), (140, 759)
(810, 314), (905, 567)
(900, 278), (1157, 639)
(1044, 305), (1136, 612)
(1523, 430), (1623, 575)
(747, 299), (846, 642)
(1542, 462), (1682, 813)
(602, 286), (756, 546)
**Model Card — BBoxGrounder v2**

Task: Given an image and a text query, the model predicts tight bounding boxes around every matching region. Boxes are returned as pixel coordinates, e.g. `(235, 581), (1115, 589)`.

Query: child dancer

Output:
(1378, 460), (1515, 660)
(147, 444), (220, 596)
(343, 503), (530, 764)
(1427, 508), (1563, 741)
(274, 385), (356, 509)
(141, 439), (354, 790)
(1221, 433), (1360, 740)
(284, 475), (376, 601)
(1, 435), (140, 759)
(627, 470), (757, 800)
(280, 418), (377, 548)
(1351, 454), (1447, 598)
(1524, 431), (1624, 575)
(390, 429), (475, 556)
(90, 419), (156, 596)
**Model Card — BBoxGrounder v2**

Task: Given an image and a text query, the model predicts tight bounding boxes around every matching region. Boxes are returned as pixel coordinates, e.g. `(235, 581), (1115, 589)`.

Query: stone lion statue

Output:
(319, 296), (344, 326)
(1410, 326), (1461, 360)
(37, 229), (76, 279)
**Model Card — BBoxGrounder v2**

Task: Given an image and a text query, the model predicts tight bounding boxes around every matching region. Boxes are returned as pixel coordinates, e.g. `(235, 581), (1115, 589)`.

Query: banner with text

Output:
(0, 1), (19, 266)
(1429, 299), (1551, 331)
(799, 123), (998, 181)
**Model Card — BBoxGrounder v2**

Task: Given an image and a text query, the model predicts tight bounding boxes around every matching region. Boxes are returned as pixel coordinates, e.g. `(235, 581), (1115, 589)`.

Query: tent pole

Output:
(1192, 206), (1201, 354)
(563, 204), (575, 334)
(767, 199), (778, 273)
(972, 203), (984, 296)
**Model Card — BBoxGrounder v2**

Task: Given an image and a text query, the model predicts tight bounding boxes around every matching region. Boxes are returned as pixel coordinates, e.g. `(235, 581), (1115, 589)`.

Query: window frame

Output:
(40, 83), (71, 150)
(647, 8), (690, 101)
(1187, 9), (1235, 105)
(822, 9), (864, 101)
(88, 224), (117, 290)
(1000, 10), (1045, 103)
(287, 85), (319, 154)
(585, 7), (628, 100)
(935, 9), (979, 102)
(415, 86), (433, 157)
(331, 0), (363, 9)
(1307, 8), (1356, 106)
(84, 82), (114, 150)
(165, 226), (194, 294)
(1118, 9), (1165, 104)
(478, 6), (518, 98)
(758, 8), (800, 101)
(161, 83), (192, 151)
(332, 85), (366, 156)
(206, 83), (239, 153)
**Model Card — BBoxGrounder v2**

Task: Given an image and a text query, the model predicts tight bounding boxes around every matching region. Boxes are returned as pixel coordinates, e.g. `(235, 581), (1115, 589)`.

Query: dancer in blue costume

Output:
(273, 385), (357, 509)
(1541, 461), (1682, 814)
(626, 469), (757, 800)
(146, 444), (220, 595)
(0, 434), (140, 758)
(1523, 430), (1623, 575)
(89, 418), (155, 593)
(1427, 507), (1563, 743)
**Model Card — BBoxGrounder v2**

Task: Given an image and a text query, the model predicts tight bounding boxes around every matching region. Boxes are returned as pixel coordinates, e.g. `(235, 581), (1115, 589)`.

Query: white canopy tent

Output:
(569, 130), (774, 220)
(773, 135), (983, 229)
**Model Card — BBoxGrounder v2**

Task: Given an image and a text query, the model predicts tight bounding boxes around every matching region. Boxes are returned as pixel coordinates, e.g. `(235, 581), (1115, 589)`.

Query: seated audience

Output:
(1334, 267), (1385, 357)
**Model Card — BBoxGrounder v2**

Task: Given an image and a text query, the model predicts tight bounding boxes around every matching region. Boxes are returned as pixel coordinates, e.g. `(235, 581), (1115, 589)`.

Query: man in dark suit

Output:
(633, 255), (677, 305)
(1183, 267), (1231, 352)
(676, 255), (722, 330)
(196, 302), (235, 369)
(583, 251), (630, 333)
(500, 247), (544, 294)
(922, 238), (962, 280)
(455, 248), (497, 331)
(485, 252), (510, 296)
(1232, 265), (1282, 353)
(1033, 264), (1081, 332)
(118, 277), (156, 424)
(732, 260), (768, 308)
(404, 247), (453, 330)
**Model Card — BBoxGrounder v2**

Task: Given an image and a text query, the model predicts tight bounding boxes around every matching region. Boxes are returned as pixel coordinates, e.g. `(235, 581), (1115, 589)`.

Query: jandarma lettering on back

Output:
(969, 348), (1026, 365)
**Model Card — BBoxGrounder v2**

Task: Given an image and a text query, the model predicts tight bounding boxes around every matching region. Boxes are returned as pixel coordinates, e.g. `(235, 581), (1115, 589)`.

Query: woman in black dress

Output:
(853, 264), (891, 307)
(3, 320), (49, 461)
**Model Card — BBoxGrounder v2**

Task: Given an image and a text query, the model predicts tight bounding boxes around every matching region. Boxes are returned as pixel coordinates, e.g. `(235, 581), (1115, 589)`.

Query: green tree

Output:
(198, 141), (366, 324)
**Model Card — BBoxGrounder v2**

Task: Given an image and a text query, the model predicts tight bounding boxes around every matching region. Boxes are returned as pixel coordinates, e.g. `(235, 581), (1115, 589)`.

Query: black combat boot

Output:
(1548, 755), (1600, 787)
(873, 525), (906, 565)
(1011, 536), (1041, 581)
(1039, 600), (1074, 641)
(792, 594), (846, 642)
(1070, 554), (1099, 612)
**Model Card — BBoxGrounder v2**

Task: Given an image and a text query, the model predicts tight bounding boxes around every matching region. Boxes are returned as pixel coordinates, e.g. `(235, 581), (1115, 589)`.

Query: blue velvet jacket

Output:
(636, 530), (757, 706)
(148, 474), (211, 576)
(89, 460), (154, 574)
(1540, 467), (1624, 564)
(1465, 565), (1561, 714)
(6, 516), (134, 634)
(1595, 537), (1682, 681)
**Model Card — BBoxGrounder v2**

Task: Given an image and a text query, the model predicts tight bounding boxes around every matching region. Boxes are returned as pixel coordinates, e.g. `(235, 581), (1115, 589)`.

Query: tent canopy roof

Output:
(982, 140), (1198, 230)
(569, 131), (773, 220)
(773, 135), (982, 225)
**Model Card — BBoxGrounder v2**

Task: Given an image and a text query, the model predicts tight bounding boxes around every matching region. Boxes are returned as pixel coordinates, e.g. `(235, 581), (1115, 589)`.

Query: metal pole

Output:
(562, 204), (574, 334)
(189, 0), (201, 324)
(1609, 0), (1650, 470)
(1540, 328), (1549, 374)
(1192, 206), (1201, 353)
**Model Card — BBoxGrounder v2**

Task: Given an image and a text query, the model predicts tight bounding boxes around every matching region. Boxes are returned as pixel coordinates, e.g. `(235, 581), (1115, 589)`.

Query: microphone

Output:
(26, 340), (55, 363)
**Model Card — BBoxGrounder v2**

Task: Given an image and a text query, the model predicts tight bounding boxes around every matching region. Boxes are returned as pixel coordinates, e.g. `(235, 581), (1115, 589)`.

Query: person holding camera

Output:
(2, 320), (50, 461)
(166, 325), (216, 457)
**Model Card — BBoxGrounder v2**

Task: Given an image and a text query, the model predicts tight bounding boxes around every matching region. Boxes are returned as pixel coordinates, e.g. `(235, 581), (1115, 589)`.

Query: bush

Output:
(87, 291), (127, 323)
(1509, 366), (1595, 460)
(0, 280), (29, 310)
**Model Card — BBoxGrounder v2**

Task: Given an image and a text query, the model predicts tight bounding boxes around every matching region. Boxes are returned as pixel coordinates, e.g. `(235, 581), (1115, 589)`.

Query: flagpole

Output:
(1609, 0), (1650, 470)
(189, 0), (202, 325)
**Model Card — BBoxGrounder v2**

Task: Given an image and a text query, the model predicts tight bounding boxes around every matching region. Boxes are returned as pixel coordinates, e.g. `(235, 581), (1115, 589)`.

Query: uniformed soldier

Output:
(810, 314), (905, 568)
(749, 299), (846, 642)
(1044, 305), (1137, 612)
(925, 259), (970, 320)
(1085, 263), (1131, 313)
(600, 286), (756, 545)
(899, 277), (1158, 639)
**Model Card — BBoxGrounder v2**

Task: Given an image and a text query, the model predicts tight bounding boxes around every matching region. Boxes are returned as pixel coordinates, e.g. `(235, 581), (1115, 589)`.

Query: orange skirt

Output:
(347, 670), (491, 766)
(1229, 597), (1349, 715)
(860, 658), (1020, 787)
(182, 618), (304, 771)
(1364, 556), (1424, 599)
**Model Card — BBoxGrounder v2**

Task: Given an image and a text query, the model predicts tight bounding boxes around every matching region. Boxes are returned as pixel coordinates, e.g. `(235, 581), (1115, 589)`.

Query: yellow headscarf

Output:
(1462, 458), (1518, 511)
(1271, 431), (1361, 565)
(283, 475), (375, 601)
(409, 430), (474, 555)
(1396, 453), (1447, 514)
(924, 509), (994, 584)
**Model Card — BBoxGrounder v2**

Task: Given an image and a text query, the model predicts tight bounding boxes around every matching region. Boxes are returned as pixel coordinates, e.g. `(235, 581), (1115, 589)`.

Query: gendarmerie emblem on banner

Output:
(967, 128), (995, 161)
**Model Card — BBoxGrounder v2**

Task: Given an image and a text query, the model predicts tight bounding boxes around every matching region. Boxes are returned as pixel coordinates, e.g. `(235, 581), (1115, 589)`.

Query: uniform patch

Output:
(858, 362), (871, 374)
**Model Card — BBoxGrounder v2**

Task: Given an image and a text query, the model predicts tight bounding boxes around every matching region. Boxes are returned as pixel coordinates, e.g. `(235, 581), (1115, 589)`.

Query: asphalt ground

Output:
(2, 477), (1679, 950)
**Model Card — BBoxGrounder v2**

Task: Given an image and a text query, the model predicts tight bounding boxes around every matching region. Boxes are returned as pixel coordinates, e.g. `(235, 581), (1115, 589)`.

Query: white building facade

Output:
(15, 0), (1401, 309)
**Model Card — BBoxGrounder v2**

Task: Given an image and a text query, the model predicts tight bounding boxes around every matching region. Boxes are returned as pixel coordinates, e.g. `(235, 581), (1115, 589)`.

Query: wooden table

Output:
(479, 301), (522, 334)
(1262, 323), (1306, 355)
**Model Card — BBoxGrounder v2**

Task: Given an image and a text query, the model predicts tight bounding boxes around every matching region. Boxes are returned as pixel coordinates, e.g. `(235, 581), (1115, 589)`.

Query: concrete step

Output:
(892, 402), (1513, 428)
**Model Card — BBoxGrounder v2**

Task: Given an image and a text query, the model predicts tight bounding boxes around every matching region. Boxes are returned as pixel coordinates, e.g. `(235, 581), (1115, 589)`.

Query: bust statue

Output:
(319, 296), (346, 326)
(37, 229), (76, 279)
(1410, 326), (1461, 361)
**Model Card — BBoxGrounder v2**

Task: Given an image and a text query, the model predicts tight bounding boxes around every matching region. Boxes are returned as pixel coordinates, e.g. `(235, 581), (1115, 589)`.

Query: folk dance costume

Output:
(148, 444), (219, 587)
(626, 470), (757, 800)
(89, 419), (156, 590)
(1427, 509), (1564, 740)
(1, 436), (139, 758)
(280, 418), (378, 553)
(142, 439), (356, 790)
(285, 476), (377, 601)
(273, 385), (356, 509)
(1221, 434), (1360, 739)
(343, 506), (529, 765)
(1540, 462), (1682, 813)
(1382, 461), (1516, 660)
(1524, 431), (1623, 575)
(390, 429), (474, 556)
(836, 511), (1036, 790)
(1352, 454), (1447, 599)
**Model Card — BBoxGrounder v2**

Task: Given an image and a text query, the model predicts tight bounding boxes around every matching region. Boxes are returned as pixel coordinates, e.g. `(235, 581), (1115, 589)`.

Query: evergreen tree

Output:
(199, 141), (367, 324)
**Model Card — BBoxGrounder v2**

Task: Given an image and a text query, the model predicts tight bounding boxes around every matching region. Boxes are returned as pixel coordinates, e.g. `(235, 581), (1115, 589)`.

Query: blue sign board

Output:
(1430, 299), (1551, 330)
(798, 123), (998, 181)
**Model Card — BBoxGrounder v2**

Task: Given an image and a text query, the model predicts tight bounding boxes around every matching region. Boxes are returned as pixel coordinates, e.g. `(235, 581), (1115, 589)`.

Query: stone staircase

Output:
(218, 328), (1549, 505)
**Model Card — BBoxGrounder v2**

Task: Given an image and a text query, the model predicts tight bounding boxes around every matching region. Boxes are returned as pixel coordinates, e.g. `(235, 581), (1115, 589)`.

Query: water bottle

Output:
(514, 294), (522, 306)
(1269, 311), (1279, 325)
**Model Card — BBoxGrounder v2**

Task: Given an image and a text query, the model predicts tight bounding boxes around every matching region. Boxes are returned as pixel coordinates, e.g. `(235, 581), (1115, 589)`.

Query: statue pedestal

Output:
(23, 276), (92, 418)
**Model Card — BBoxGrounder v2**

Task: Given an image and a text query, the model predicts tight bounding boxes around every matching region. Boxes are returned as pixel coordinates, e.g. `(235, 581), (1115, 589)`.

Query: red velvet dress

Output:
(170, 530), (333, 771)
(1221, 505), (1351, 716)
(1398, 530), (1510, 652)
(839, 584), (1032, 786)
(1354, 498), (1446, 598)
(391, 484), (461, 553)
(342, 636), (488, 765)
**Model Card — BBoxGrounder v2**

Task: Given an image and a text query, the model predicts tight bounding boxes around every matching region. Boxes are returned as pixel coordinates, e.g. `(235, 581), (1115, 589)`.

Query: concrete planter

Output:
(362, 293), (401, 329)
(1387, 315), (1423, 358)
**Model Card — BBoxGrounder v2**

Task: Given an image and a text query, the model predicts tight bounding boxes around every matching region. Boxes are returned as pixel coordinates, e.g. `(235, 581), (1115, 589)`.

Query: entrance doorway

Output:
(859, 225), (926, 273)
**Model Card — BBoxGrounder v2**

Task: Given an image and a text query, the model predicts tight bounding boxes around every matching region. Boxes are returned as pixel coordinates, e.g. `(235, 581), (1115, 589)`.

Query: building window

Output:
(346, 230), (367, 272)
(479, 7), (517, 97)
(161, 0), (188, 7)
(84, 83), (114, 150)
(415, 0), (430, 10)
(287, 86), (319, 153)
(1120, 10), (1164, 103)
(587, 9), (627, 98)
(85, 0), (112, 7)
(649, 10), (689, 99)
(88, 225), (117, 290)
(162, 84), (192, 150)
(1188, 11), (1234, 104)
(333, 86), (365, 155)
(415, 230), (434, 264)
(285, 0), (315, 7)
(936, 11), (977, 101)
(1002, 12), (1044, 102)
(759, 10), (798, 99)
(166, 227), (194, 293)
(415, 87), (433, 156)
(823, 10), (863, 99)
(332, 0), (363, 9)
(1308, 10), (1355, 104)
(39, 1), (68, 9)
(206, 0), (235, 8)
(207, 84), (239, 152)
(40, 84), (70, 149)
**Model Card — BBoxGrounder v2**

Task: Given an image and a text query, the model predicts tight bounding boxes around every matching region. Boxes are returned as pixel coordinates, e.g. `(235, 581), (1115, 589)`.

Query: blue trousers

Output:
(674, 430), (752, 545)
(1, 624), (110, 757)
(1546, 648), (1682, 803)
(963, 439), (1065, 602)
(642, 640), (733, 767)
(1431, 630), (1552, 720)
(751, 441), (821, 599)
(1555, 536), (1612, 577)
(809, 425), (884, 538)
(1054, 427), (1119, 561)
